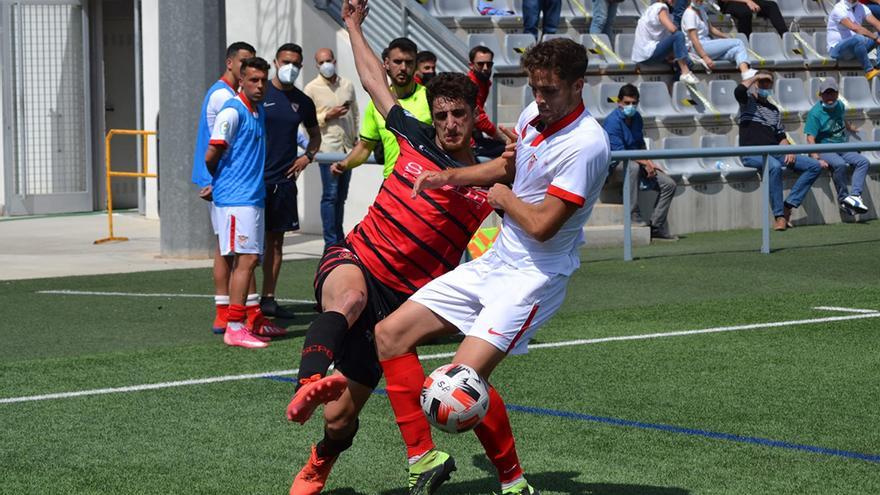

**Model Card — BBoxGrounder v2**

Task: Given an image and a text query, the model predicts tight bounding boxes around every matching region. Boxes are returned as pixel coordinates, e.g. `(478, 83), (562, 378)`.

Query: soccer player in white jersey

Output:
(205, 57), (272, 349)
(373, 36), (611, 494)
(192, 42), (257, 335)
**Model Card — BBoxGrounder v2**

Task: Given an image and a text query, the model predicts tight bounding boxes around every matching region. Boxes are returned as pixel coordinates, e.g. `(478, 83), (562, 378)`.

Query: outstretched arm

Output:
(342, 0), (397, 119)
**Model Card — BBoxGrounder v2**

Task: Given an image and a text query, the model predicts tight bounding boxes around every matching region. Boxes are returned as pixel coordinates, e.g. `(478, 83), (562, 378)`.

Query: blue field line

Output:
(267, 375), (880, 464)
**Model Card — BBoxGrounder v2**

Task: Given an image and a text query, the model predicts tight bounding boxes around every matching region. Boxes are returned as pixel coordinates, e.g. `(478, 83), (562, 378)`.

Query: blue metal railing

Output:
(316, 140), (880, 260)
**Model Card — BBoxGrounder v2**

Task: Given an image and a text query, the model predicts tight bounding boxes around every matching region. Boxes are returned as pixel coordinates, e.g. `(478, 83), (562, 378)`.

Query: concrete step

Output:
(586, 203), (625, 227)
(583, 225), (651, 248)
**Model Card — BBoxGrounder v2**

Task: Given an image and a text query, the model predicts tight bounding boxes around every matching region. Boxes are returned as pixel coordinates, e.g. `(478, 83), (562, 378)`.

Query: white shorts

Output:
(209, 202), (220, 235)
(215, 205), (265, 256)
(410, 250), (569, 355)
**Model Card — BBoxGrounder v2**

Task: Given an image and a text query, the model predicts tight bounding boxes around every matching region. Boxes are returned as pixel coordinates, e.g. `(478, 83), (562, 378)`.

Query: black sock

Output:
(316, 419), (358, 458)
(296, 311), (349, 388)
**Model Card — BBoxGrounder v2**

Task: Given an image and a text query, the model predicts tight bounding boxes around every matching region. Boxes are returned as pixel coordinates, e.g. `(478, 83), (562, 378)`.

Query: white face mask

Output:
(847, 0), (859, 7)
(277, 64), (300, 85)
(319, 61), (336, 79)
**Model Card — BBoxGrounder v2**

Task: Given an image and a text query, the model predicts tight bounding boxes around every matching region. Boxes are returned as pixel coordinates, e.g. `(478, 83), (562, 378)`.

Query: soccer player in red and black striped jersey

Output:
(283, 3), (514, 493)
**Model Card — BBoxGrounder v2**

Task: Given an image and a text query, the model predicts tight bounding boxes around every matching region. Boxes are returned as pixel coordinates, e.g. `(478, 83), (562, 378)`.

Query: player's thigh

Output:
(452, 336), (508, 378)
(374, 299), (459, 358)
(320, 263), (368, 324)
(323, 370), (373, 434)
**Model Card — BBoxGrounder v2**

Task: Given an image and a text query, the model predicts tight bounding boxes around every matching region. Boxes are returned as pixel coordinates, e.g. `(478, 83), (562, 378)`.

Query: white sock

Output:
(246, 293), (259, 306)
(501, 476), (525, 491)
(227, 320), (245, 332)
(215, 295), (230, 306)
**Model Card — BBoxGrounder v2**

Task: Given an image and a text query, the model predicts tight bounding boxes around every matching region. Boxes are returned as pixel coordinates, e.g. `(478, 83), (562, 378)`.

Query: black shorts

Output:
(265, 181), (300, 232)
(314, 243), (409, 389)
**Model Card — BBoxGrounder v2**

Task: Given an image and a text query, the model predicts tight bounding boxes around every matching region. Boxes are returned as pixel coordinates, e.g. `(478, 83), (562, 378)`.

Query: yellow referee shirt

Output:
(359, 84), (432, 178)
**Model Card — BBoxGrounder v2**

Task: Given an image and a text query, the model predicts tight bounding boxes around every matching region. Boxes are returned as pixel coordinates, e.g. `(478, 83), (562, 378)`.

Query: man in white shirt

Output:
(826, 0), (880, 79)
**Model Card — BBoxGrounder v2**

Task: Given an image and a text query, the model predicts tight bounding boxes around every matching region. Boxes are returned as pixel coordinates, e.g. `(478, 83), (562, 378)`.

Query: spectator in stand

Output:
(682, 0), (758, 79)
(826, 0), (880, 80)
(717, 0), (787, 37)
(591, 0), (621, 38)
(467, 45), (506, 157)
(805, 78), (871, 215)
(603, 84), (678, 241)
(414, 50), (437, 85)
(862, 0), (880, 20)
(523, 0), (562, 39)
(304, 47), (360, 250)
(632, 0), (700, 84)
(672, 0), (689, 27)
(736, 71), (822, 231)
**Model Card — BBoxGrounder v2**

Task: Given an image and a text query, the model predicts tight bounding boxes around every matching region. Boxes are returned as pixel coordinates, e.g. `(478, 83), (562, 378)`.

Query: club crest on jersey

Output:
(404, 161), (424, 182)
(237, 234), (249, 246)
(290, 102), (300, 112)
(527, 153), (539, 172)
(219, 121), (230, 136)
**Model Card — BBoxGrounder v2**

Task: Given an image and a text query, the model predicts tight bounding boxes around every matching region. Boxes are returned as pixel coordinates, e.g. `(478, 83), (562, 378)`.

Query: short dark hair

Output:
(240, 57), (270, 76)
(469, 45), (494, 62)
(226, 41), (256, 59)
(275, 43), (303, 60)
(618, 83), (639, 101)
(521, 38), (587, 83)
(385, 37), (418, 59)
(416, 50), (437, 65)
(425, 72), (478, 113)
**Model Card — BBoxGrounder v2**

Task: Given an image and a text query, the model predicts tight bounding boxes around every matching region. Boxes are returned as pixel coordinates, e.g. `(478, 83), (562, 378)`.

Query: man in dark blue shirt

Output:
(262, 43), (321, 318)
(602, 83), (677, 241)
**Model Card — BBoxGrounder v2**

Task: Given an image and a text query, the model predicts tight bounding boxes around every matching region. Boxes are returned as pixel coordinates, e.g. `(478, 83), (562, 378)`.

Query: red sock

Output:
(380, 353), (435, 459)
(213, 305), (228, 327)
(474, 386), (523, 484)
(227, 304), (246, 323)
(245, 304), (263, 328)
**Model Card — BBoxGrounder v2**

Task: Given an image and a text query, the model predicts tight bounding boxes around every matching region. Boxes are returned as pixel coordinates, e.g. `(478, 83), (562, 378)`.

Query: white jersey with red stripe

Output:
(491, 100), (611, 276)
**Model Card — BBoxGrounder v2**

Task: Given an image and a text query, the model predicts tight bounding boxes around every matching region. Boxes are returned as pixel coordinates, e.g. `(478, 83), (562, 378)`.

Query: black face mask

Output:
(474, 71), (491, 81)
(420, 72), (436, 85)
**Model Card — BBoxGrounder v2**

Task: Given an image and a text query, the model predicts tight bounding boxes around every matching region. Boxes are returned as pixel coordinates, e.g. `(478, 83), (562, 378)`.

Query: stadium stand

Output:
(596, 81), (626, 120)
(637, 81), (696, 126)
(661, 136), (723, 182)
(840, 76), (880, 120)
(773, 77), (813, 118)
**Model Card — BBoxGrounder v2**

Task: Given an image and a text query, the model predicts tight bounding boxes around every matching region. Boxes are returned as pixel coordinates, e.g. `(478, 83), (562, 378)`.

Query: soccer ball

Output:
(421, 363), (491, 433)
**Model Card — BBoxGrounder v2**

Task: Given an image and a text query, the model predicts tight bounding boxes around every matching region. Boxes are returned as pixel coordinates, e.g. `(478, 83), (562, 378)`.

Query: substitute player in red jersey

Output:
(283, 1), (515, 493)
(371, 37), (611, 494)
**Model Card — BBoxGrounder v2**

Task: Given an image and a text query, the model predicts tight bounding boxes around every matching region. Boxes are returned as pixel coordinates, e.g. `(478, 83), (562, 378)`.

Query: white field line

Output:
(2, 310), (879, 405)
(36, 290), (315, 305)
(812, 306), (880, 314)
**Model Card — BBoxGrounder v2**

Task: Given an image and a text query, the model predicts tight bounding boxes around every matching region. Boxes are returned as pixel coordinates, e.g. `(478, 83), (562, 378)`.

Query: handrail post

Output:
(761, 153), (770, 254)
(622, 159), (632, 261)
(105, 131), (115, 239)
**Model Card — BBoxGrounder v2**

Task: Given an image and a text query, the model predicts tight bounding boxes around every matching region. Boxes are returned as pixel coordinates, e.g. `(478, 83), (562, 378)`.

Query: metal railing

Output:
(316, 140), (880, 260)
(94, 129), (157, 244)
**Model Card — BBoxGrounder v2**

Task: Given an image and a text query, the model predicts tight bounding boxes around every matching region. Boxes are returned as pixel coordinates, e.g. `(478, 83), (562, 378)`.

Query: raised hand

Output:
(342, 0), (369, 26)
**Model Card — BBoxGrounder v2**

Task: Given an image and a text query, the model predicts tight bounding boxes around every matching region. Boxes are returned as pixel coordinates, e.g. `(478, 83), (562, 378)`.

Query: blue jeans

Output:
(319, 162), (351, 249)
(523, 0), (562, 38)
(819, 151), (870, 202)
(742, 154), (823, 217)
(644, 31), (689, 63)
(589, 0), (619, 37)
(701, 38), (749, 67)
(829, 35), (879, 72)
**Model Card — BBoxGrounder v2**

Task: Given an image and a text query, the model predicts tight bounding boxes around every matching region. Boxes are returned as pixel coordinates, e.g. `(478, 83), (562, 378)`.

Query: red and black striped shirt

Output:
(346, 105), (494, 295)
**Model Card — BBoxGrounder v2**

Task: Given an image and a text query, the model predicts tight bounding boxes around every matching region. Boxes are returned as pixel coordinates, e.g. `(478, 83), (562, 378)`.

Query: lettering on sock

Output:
(302, 344), (334, 360)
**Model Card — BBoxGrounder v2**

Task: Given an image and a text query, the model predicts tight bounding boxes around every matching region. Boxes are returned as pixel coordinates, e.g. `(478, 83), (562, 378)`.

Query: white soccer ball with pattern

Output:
(420, 363), (491, 433)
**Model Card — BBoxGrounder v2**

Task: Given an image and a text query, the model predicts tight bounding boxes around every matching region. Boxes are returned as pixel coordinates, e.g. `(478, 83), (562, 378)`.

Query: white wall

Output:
(142, 0), (159, 219)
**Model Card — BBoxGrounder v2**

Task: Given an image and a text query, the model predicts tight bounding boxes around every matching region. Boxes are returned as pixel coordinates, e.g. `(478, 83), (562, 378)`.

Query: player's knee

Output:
(324, 405), (358, 438)
(374, 319), (403, 356)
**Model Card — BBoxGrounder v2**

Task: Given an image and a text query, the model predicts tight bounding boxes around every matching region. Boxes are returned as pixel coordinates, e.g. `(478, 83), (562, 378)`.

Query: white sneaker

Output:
(843, 195), (869, 214)
(741, 68), (758, 80)
(681, 72), (700, 85)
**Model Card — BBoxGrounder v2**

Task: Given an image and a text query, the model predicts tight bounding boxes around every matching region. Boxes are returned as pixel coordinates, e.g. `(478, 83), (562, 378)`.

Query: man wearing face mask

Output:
(333, 37), (432, 180)
(414, 50), (437, 85)
(737, 71), (822, 231)
(805, 78), (871, 215)
(305, 48), (360, 249)
(261, 43), (322, 318)
(826, 0), (880, 80)
(603, 84), (678, 241)
(468, 45), (507, 157)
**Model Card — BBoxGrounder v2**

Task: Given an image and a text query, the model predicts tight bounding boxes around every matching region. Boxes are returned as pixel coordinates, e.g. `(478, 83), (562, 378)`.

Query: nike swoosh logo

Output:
(503, 464), (519, 474)
(487, 328), (503, 336)
(264, 102), (276, 107)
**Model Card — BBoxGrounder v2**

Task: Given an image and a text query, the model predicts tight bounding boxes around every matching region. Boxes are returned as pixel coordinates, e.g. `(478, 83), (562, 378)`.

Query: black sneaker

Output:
(260, 297), (295, 319)
(408, 450), (456, 495)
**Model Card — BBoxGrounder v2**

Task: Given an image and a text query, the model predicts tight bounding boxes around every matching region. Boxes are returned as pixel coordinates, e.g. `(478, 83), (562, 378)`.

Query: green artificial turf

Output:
(1, 223), (878, 494)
